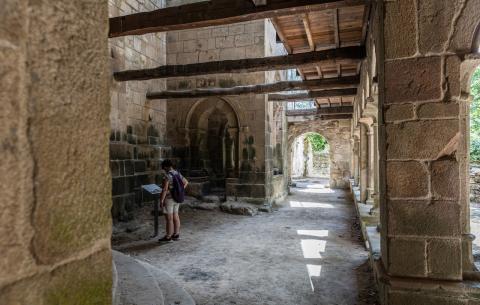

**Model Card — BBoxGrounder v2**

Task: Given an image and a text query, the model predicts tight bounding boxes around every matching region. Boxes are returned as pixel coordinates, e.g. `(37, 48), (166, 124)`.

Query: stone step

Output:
(113, 251), (165, 305)
(137, 260), (196, 305)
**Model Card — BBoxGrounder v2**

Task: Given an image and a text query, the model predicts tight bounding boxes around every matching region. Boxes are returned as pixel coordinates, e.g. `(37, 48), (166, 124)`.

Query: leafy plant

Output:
(305, 133), (329, 152)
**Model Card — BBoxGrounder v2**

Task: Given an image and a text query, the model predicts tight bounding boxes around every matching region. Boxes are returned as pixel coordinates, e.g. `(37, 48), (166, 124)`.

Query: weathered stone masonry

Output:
(350, 1), (480, 304)
(165, 7), (288, 204)
(109, 0), (171, 222)
(0, 1), (112, 304)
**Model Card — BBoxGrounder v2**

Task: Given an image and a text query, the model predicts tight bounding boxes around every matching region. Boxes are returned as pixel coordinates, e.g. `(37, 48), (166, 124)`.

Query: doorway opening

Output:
(470, 66), (480, 269)
(291, 133), (330, 179)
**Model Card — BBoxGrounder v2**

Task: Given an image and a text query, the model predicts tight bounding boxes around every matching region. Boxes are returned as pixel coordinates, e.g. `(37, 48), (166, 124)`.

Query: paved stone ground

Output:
(123, 179), (378, 305)
(471, 202), (480, 269)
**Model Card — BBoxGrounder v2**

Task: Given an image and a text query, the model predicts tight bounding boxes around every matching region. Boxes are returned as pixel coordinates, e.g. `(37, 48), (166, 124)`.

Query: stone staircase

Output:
(113, 251), (195, 305)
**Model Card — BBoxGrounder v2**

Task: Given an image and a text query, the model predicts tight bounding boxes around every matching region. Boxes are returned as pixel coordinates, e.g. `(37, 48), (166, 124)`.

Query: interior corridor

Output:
(123, 180), (376, 305)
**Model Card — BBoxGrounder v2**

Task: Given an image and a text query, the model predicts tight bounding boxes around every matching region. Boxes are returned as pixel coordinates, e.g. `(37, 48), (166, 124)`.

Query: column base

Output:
(372, 258), (480, 304)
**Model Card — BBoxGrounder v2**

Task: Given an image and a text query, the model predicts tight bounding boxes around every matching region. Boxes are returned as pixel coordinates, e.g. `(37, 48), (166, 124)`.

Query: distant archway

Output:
(291, 133), (330, 179)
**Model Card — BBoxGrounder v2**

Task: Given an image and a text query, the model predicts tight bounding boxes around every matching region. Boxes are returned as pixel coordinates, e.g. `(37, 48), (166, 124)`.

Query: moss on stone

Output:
(46, 278), (111, 305)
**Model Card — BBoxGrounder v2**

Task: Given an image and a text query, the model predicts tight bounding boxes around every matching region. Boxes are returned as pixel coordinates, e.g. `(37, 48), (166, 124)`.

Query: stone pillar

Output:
(0, 0), (112, 303)
(375, 0), (480, 303)
(370, 123), (380, 215)
(367, 127), (375, 204)
(360, 124), (369, 202)
(354, 138), (360, 186)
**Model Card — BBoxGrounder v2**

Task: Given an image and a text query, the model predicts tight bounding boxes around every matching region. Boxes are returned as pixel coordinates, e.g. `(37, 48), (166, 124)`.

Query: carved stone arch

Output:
(185, 97), (242, 130)
(183, 97), (241, 181)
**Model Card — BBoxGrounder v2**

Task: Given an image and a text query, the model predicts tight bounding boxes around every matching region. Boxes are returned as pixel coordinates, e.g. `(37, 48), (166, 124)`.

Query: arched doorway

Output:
(291, 133), (330, 180)
(470, 65), (480, 269)
(186, 98), (240, 193)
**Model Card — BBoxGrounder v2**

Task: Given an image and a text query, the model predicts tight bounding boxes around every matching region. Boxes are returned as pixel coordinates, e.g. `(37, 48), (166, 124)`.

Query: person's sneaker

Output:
(172, 233), (180, 241)
(158, 236), (172, 242)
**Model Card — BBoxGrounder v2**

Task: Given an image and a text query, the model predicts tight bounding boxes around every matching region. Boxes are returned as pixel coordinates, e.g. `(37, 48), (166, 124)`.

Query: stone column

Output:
(367, 127), (375, 204)
(354, 138), (360, 186)
(0, 0), (112, 303)
(360, 124), (369, 202)
(370, 123), (380, 215)
(375, 0), (479, 303)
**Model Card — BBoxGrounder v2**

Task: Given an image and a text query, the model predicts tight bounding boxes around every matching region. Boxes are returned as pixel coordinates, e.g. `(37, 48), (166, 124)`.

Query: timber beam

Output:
(146, 76), (359, 99)
(318, 113), (353, 120)
(317, 106), (353, 115)
(114, 47), (365, 82)
(268, 88), (357, 101)
(109, 0), (367, 37)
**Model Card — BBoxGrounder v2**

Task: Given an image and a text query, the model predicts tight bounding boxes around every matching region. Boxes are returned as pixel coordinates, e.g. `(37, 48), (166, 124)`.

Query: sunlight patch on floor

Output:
(306, 264), (322, 292)
(297, 188), (335, 194)
(301, 239), (326, 259)
(297, 230), (329, 238)
(290, 201), (335, 208)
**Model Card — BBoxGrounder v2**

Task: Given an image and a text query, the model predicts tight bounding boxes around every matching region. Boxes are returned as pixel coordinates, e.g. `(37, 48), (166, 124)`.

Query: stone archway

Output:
(290, 132), (330, 179)
(288, 119), (352, 189)
(185, 98), (240, 190)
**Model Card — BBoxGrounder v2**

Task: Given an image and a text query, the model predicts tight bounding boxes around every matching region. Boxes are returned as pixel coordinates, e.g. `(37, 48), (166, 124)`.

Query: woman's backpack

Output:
(169, 172), (185, 203)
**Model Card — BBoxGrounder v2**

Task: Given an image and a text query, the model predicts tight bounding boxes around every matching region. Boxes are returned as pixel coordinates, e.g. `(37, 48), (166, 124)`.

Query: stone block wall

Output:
(0, 0), (112, 303)
(164, 2), (288, 203)
(109, 0), (171, 222)
(374, 0), (480, 304)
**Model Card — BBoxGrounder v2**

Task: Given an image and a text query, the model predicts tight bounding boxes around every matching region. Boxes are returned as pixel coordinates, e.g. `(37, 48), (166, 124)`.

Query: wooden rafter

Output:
(147, 76), (359, 99)
(316, 65), (323, 78)
(317, 105), (353, 115)
(268, 88), (356, 101)
(252, 0), (267, 6)
(114, 47), (365, 82)
(109, 0), (366, 38)
(319, 114), (353, 120)
(302, 14), (315, 51)
(271, 17), (292, 54)
(333, 8), (340, 48)
(360, 2), (372, 44)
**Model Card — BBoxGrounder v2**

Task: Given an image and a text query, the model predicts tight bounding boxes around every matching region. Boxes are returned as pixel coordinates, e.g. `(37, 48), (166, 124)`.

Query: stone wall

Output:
(312, 152), (330, 178)
(164, 5), (288, 203)
(288, 119), (352, 188)
(373, 0), (480, 303)
(109, 0), (171, 222)
(0, 0), (112, 303)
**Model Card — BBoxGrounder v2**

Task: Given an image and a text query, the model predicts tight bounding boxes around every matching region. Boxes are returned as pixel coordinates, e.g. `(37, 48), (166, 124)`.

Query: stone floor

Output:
(121, 179), (378, 305)
(471, 202), (480, 269)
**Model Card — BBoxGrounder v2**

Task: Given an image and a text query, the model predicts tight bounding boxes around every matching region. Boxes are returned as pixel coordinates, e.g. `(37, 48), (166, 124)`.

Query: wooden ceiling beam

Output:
(302, 14), (315, 52)
(271, 17), (292, 54)
(316, 65), (323, 78)
(147, 76), (359, 99)
(114, 46), (365, 82)
(252, 0), (267, 6)
(268, 88), (357, 101)
(333, 8), (340, 48)
(318, 113), (353, 120)
(317, 105), (353, 115)
(109, 0), (367, 38)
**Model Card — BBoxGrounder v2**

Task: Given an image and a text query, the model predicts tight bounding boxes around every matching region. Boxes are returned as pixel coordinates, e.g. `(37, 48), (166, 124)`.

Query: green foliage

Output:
(471, 68), (480, 162)
(305, 133), (329, 152)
